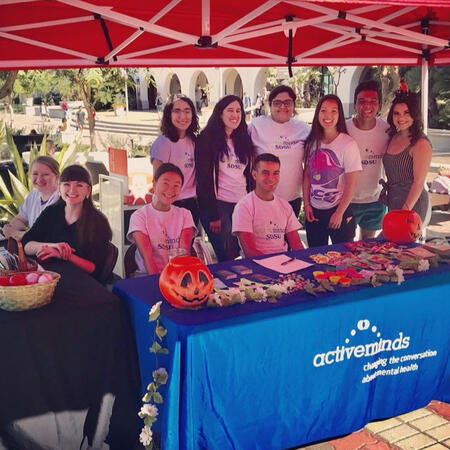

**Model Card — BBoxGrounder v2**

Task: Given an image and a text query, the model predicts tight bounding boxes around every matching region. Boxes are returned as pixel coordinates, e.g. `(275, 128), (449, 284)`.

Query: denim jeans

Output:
(200, 200), (239, 262)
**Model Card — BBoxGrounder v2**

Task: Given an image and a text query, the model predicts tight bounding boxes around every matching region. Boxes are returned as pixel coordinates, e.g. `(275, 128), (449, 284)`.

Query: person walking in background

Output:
(243, 92), (252, 121)
(303, 95), (362, 247)
(40, 101), (50, 122)
(248, 85), (310, 217)
(150, 95), (200, 225)
(155, 92), (163, 119)
(232, 153), (303, 258)
(382, 92), (432, 224)
(91, 106), (96, 128)
(195, 95), (254, 262)
(347, 80), (390, 239)
(75, 106), (85, 133)
(60, 98), (68, 118)
(195, 85), (202, 114)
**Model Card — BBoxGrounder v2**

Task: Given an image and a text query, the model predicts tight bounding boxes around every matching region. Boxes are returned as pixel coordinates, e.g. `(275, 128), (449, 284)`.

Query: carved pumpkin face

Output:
(159, 255), (214, 309)
(382, 209), (422, 243)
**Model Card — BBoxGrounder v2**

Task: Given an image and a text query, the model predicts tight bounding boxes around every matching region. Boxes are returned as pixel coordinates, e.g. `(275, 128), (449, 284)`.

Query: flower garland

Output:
(138, 301), (168, 449)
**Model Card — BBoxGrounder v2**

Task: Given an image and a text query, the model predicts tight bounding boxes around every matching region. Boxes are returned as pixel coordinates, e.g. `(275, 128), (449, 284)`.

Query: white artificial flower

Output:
(282, 279), (295, 291)
(140, 404), (158, 418)
(253, 287), (267, 302)
(228, 287), (246, 303)
(150, 301), (162, 317)
(210, 292), (223, 306)
(139, 426), (153, 446)
(394, 266), (405, 285)
(418, 259), (430, 272)
(154, 367), (168, 383)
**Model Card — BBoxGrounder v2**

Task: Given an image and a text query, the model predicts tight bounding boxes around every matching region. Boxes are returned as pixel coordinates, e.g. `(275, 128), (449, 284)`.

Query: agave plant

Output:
(0, 123), (85, 222)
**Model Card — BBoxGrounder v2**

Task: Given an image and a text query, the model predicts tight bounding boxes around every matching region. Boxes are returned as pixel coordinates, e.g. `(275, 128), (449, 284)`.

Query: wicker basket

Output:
(0, 271), (60, 312)
(0, 239), (38, 276)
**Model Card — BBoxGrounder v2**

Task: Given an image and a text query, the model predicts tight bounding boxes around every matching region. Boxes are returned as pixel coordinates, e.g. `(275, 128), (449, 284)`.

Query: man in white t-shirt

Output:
(347, 80), (390, 239)
(232, 153), (303, 257)
(248, 85), (310, 217)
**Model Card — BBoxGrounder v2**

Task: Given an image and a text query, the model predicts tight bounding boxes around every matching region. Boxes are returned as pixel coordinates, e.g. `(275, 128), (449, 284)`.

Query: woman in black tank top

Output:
(382, 93), (431, 224)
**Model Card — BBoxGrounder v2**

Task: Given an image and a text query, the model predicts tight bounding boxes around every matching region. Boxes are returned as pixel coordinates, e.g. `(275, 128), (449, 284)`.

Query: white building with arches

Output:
(135, 66), (361, 116)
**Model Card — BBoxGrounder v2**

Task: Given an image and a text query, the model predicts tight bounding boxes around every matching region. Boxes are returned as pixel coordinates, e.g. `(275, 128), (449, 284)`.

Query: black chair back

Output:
(124, 244), (138, 278)
(98, 242), (118, 285)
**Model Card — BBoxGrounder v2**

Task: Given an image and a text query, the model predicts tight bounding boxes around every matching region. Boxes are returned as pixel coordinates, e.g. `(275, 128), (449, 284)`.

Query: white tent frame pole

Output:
(0, 30), (97, 61)
(421, 58), (429, 134)
(202, 0), (210, 35)
(212, 0), (279, 42)
(104, 30), (143, 62)
(56, 0), (197, 44)
(294, 1), (448, 47)
(0, 16), (93, 32)
(120, 42), (189, 60)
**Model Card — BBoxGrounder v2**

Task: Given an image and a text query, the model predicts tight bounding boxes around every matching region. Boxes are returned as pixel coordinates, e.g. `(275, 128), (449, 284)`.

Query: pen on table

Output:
(281, 257), (296, 266)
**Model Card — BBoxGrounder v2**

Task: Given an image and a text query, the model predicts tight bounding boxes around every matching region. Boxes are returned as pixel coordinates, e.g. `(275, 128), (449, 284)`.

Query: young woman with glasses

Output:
(248, 85), (310, 217)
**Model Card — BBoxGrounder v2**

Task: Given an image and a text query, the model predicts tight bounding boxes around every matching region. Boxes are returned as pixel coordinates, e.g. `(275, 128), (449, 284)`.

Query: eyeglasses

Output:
(272, 99), (294, 108)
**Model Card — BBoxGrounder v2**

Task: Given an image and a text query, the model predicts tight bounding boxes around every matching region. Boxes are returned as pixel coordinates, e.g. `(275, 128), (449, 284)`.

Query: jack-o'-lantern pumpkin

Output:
(159, 256), (214, 309)
(382, 209), (422, 243)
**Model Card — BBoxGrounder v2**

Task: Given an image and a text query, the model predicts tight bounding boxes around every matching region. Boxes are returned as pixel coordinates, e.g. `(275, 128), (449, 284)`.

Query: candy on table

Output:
(339, 277), (351, 287)
(329, 275), (341, 285)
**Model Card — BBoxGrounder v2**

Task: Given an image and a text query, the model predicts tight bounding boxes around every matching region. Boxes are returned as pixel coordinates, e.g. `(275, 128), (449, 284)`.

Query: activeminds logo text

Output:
(313, 319), (410, 367)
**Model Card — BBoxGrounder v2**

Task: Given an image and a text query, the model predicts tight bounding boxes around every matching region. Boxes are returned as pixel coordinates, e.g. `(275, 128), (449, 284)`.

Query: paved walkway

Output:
(298, 401), (450, 450)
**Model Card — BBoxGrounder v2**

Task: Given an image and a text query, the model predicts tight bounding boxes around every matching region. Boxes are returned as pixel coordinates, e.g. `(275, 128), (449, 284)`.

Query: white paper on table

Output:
(253, 254), (313, 274)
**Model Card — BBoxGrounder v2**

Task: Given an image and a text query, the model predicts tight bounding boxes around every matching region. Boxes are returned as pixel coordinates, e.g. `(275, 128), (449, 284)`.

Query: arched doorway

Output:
(223, 69), (243, 98)
(147, 76), (157, 110)
(169, 74), (181, 95)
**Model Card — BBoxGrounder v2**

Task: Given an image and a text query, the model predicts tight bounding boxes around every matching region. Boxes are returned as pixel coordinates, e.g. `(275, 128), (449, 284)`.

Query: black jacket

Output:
(194, 133), (254, 222)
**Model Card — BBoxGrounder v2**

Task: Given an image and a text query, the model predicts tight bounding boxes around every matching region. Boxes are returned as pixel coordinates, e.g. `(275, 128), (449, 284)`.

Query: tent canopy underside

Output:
(0, 0), (449, 69)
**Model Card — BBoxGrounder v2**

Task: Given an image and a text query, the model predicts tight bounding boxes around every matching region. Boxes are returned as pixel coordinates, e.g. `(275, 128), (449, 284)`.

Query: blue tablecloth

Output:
(114, 243), (450, 450)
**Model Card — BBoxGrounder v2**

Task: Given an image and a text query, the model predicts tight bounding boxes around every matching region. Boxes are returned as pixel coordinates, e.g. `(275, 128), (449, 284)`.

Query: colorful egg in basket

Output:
(0, 271), (60, 312)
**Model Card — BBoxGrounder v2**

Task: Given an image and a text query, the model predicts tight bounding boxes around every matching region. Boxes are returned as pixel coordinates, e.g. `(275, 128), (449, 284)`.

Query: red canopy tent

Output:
(0, 0), (449, 129)
(0, 0), (448, 69)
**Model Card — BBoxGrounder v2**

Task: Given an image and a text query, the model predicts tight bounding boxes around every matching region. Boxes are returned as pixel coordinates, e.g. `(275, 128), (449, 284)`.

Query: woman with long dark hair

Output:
(150, 95), (200, 224)
(303, 95), (362, 247)
(195, 95), (254, 261)
(23, 165), (112, 280)
(382, 92), (431, 224)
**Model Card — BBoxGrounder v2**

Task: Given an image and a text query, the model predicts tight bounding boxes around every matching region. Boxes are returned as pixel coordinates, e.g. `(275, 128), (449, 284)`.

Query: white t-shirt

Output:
(232, 191), (301, 255)
(248, 116), (310, 201)
(19, 188), (60, 227)
(307, 133), (362, 210)
(150, 135), (196, 200)
(346, 117), (390, 203)
(127, 203), (196, 274)
(217, 139), (247, 203)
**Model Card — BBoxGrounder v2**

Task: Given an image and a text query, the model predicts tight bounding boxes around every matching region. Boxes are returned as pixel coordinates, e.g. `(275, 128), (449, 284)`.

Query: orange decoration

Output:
(159, 255), (214, 309)
(382, 209), (422, 244)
